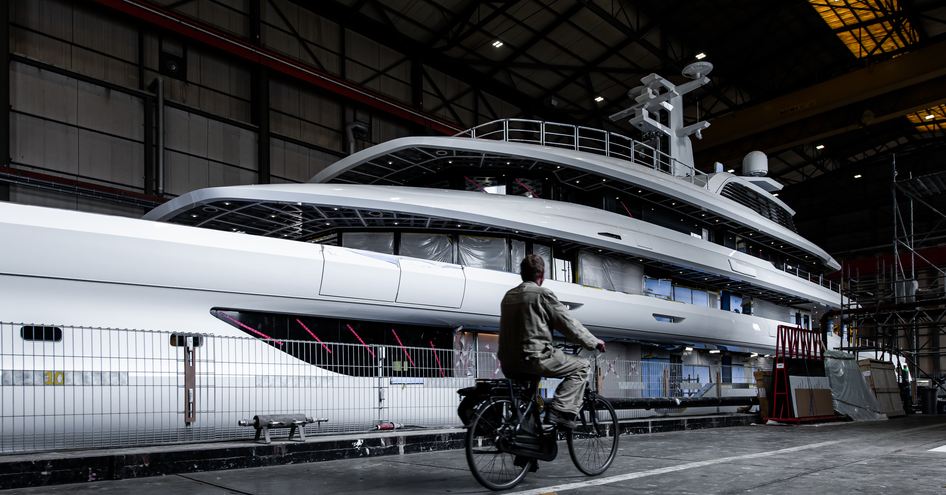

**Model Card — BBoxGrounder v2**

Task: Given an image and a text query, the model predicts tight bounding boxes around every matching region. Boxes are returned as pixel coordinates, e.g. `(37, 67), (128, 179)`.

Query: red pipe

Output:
(296, 318), (331, 354)
(93, 0), (461, 135)
(346, 324), (376, 359)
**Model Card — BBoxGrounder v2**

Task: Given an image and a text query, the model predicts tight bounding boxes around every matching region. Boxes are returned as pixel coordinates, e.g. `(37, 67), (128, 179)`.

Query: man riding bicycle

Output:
(498, 254), (606, 429)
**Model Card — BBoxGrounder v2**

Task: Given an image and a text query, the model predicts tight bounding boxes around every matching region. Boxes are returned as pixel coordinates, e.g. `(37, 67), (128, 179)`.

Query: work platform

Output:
(3, 416), (946, 494)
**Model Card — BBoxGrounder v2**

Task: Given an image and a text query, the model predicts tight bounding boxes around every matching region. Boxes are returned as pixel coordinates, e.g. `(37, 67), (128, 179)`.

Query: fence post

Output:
(377, 346), (386, 422)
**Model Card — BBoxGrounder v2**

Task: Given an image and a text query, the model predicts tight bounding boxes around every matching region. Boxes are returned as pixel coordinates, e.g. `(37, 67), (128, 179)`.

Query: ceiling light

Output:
(190, 214), (198, 218)
(772, 193), (779, 197)
(394, 222), (399, 226)
(325, 222), (331, 226)
(492, 40), (503, 48)
(815, 144), (825, 150)
(387, 161), (393, 165)
(709, 349), (721, 354)
(750, 352), (758, 357)
(448, 160), (453, 164)
(854, 174), (862, 179)
(684, 346), (694, 352)
(695, 52), (706, 60)
(925, 114), (935, 120)
(727, 169), (735, 173)
(594, 96), (604, 103)
(223, 202), (230, 206)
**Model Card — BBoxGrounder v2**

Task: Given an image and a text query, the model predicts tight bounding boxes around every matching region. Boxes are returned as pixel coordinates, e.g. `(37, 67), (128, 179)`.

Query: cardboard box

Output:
(793, 388), (834, 417)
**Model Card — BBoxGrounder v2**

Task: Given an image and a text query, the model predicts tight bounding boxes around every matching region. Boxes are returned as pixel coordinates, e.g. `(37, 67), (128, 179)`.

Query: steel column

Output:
(0, 1), (9, 202)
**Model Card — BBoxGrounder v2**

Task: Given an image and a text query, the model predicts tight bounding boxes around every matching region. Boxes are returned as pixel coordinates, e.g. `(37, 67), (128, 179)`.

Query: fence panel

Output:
(1, 322), (759, 454)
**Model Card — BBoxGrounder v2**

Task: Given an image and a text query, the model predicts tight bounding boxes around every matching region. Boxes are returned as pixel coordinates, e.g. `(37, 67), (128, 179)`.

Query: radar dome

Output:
(742, 151), (768, 177)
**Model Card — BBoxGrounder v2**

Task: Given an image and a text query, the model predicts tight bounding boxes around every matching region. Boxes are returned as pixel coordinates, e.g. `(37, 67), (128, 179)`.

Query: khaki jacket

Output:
(497, 281), (599, 366)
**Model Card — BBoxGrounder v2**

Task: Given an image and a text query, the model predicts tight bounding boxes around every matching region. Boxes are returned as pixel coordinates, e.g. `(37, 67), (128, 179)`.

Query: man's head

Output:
(520, 254), (545, 285)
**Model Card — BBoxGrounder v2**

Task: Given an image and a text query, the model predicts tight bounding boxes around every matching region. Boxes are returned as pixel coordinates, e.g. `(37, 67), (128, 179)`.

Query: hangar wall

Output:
(2, 0), (522, 216)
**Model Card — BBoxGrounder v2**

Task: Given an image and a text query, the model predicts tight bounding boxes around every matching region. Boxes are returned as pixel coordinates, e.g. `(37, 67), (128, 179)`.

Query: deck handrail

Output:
(456, 118), (709, 188)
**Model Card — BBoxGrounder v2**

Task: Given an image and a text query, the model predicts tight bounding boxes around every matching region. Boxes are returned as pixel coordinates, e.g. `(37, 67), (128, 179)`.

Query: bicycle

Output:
(461, 347), (619, 490)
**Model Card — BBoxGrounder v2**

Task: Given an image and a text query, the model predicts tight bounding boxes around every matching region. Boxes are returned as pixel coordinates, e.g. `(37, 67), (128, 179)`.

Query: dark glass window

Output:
(211, 309), (454, 377)
(169, 334), (203, 347)
(20, 326), (62, 342)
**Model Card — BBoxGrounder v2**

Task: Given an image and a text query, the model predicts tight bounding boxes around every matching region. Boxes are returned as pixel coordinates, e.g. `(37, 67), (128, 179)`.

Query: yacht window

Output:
(533, 244), (553, 274)
(721, 291), (742, 313)
(552, 257), (572, 282)
(458, 235), (509, 271)
(510, 239), (527, 273)
(577, 250), (643, 294)
(644, 277), (672, 300)
(673, 286), (692, 304)
(483, 184), (507, 195)
(341, 232), (395, 254)
(692, 289), (709, 307)
(20, 326), (62, 342)
(399, 233), (455, 263)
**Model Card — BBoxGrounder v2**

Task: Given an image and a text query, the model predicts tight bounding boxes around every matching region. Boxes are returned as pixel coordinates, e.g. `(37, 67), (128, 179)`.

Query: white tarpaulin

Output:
(825, 350), (887, 421)
(458, 235), (508, 271)
(577, 250), (643, 294)
(341, 232), (394, 254)
(399, 233), (455, 263)
(511, 239), (526, 273)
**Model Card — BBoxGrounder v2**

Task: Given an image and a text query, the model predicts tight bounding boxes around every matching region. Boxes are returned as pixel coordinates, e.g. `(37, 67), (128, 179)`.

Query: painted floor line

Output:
(508, 421), (946, 495)
(506, 440), (843, 495)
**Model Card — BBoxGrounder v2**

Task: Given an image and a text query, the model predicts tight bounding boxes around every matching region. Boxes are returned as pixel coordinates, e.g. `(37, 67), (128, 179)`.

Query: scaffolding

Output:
(832, 154), (946, 409)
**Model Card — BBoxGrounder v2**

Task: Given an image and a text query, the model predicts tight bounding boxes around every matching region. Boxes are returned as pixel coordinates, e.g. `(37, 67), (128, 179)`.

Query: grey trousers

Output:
(503, 349), (590, 416)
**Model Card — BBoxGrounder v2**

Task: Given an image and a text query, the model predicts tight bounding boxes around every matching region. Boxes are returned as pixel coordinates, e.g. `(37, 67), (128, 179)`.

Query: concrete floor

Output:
(5, 416), (946, 494)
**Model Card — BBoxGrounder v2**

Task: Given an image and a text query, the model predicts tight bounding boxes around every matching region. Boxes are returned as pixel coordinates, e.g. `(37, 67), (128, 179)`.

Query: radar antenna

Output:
(609, 62), (713, 176)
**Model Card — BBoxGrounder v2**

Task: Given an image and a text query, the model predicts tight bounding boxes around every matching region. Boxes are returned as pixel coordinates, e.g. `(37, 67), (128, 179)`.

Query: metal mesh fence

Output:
(1, 322), (759, 454)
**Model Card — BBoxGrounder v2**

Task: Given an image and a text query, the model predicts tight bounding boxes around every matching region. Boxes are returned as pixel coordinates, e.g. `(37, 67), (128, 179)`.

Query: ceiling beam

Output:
(296, 0), (569, 122)
(696, 39), (946, 163)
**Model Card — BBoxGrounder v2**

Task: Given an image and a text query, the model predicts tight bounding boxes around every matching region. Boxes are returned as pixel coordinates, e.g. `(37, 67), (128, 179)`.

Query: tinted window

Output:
(20, 326), (62, 342)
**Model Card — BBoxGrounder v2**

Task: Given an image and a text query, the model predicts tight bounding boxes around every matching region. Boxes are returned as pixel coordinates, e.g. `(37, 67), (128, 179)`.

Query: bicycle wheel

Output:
(465, 399), (531, 491)
(567, 394), (619, 476)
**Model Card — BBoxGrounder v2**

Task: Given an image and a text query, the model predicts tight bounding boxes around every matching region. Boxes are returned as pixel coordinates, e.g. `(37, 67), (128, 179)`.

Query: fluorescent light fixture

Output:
(695, 52), (706, 60)
(815, 144), (825, 150)
(594, 96), (605, 103)
(750, 352), (758, 357)
(709, 349), (721, 354)
(491, 40), (503, 48)
(727, 169), (735, 173)
(684, 346), (694, 352)
(925, 114), (935, 120)
(772, 193), (779, 197)
(854, 174), (862, 179)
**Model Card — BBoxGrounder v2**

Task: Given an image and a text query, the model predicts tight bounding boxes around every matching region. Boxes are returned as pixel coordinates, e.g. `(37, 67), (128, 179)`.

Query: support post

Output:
(0, 0), (9, 202)
(250, 0), (270, 184)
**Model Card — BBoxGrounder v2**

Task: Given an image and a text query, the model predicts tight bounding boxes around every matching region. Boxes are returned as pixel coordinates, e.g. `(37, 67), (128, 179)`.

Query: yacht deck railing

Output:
(455, 119), (709, 188)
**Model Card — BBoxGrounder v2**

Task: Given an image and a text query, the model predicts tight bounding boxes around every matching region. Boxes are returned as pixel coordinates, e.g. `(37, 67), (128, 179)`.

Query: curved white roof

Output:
(146, 183), (841, 307)
(310, 136), (839, 271)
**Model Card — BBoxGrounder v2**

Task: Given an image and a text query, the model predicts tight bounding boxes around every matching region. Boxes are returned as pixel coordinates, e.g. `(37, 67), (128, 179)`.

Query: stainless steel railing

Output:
(455, 119), (710, 187)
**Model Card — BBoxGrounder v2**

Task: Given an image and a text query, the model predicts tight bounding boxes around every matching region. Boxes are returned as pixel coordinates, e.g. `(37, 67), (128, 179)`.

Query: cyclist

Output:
(498, 254), (606, 429)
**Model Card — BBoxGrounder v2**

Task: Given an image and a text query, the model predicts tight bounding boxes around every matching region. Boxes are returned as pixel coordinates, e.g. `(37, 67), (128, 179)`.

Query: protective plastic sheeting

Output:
(341, 232), (394, 254)
(458, 235), (508, 271)
(578, 250), (643, 294)
(533, 244), (552, 274)
(824, 350), (887, 421)
(399, 233), (455, 263)
(510, 239), (526, 274)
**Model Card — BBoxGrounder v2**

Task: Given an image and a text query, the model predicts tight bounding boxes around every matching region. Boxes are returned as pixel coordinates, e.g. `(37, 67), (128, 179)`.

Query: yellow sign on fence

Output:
(43, 371), (64, 385)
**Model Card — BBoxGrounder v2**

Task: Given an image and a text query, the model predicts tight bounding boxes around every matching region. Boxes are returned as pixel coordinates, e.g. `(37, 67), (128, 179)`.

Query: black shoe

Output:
(543, 408), (577, 430)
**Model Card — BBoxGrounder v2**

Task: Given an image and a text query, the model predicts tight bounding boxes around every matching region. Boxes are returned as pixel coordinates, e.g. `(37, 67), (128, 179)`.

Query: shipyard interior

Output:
(2, 0), (946, 493)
